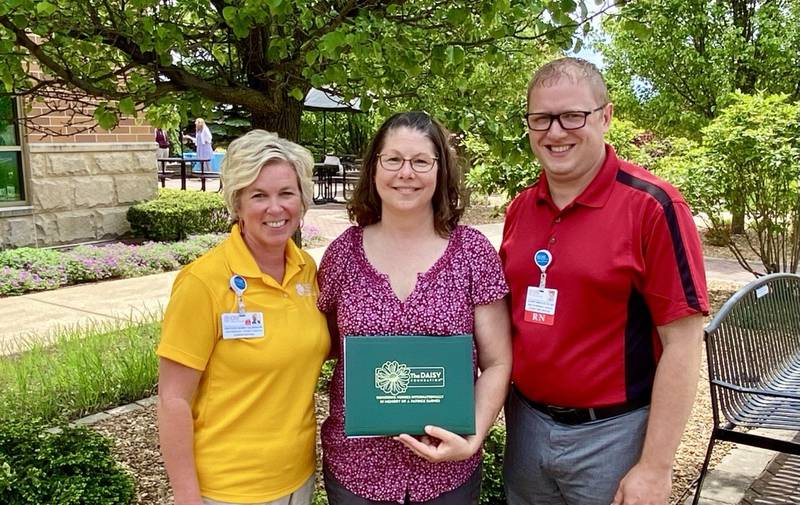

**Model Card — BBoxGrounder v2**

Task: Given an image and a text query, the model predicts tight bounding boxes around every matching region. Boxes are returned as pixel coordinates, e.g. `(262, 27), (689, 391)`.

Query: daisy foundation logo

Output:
(374, 361), (446, 402)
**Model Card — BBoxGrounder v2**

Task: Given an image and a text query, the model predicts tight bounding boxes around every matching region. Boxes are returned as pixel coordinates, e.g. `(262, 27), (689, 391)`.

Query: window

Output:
(0, 96), (25, 204)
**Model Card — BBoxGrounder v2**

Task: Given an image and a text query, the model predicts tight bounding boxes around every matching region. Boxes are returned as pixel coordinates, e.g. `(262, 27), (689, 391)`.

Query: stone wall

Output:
(0, 142), (157, 248)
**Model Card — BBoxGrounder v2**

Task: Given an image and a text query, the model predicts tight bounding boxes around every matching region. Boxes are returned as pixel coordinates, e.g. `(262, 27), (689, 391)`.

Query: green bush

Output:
(480, 425), (506, 505)
(316, 359), (335, 393)
(127, 188), (230, 241)
(0, 419), (134, 504)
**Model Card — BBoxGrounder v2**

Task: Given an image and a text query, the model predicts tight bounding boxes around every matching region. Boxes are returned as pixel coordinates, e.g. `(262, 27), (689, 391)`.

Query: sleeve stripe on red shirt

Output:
(616, 170), (703, 312)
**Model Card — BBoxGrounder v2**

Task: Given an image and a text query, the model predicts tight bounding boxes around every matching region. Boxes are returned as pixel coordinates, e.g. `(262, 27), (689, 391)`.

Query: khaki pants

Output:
(203, 475), (315, 505)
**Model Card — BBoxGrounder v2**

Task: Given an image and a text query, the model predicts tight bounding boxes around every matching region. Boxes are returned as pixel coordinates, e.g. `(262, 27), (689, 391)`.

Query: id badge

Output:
(524, 287), (558, 326)
(221, 312), (265, 339)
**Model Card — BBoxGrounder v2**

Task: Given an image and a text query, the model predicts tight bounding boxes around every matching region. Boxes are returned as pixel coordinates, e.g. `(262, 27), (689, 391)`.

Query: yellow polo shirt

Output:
(157, 225), (330, 503)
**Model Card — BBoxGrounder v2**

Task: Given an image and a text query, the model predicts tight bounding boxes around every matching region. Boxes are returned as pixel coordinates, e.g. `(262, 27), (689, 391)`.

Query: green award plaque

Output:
(344, 334), (475, 436)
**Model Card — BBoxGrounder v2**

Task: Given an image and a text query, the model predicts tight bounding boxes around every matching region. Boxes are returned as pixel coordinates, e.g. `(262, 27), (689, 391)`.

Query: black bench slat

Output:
(692, 273), (800, 504)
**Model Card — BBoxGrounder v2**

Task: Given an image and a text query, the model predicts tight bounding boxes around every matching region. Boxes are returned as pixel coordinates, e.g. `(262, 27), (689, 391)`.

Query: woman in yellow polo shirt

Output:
(157, 130), (330, 505)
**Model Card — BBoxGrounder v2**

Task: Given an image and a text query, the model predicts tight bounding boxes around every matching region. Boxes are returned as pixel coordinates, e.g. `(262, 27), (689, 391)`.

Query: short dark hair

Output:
(347, 111), (463, 237)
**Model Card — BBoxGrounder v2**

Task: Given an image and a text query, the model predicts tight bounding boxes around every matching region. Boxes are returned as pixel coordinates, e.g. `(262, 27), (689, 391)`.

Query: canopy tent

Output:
(303, 88), (361, 155)
(304, 88), (361, 112)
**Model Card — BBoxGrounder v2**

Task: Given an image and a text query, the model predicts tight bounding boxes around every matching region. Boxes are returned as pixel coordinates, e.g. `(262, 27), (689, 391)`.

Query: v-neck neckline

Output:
(355, 226), (458, 305)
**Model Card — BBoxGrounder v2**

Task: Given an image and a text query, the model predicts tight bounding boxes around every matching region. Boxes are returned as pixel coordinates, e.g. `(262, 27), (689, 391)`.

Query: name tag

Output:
(524, 287), (558, 326)
(221, 312), (265, 339)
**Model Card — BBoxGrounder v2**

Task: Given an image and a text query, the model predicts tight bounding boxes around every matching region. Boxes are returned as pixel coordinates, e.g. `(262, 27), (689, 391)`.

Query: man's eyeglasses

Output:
(524, 105), (607, 131)
(377, 154), (438, 173)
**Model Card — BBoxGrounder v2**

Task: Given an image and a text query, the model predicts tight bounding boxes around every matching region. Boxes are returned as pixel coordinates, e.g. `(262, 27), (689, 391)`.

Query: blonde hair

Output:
(527, 57), (609, 106)
(221, 130), (314, 221)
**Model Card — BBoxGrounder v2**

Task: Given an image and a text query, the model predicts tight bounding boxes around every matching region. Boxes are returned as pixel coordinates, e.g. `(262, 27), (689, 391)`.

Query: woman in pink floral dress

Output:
(317, 111), (512, 504)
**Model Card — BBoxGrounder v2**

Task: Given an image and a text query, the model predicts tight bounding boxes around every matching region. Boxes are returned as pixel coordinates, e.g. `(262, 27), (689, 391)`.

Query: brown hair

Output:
(527, 57), (609, 107)
(347, 111), (463, 237)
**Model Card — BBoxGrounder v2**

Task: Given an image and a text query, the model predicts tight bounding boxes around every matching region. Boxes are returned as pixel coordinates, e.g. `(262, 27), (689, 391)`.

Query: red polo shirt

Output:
(500, 145), (708, 408)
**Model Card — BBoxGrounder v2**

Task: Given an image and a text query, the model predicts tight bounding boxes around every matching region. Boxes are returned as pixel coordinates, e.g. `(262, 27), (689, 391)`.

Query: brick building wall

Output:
(0, 95), (158, 248)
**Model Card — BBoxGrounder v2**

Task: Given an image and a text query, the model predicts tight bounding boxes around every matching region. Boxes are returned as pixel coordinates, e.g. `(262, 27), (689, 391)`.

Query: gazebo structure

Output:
(303, 88), (361, 156)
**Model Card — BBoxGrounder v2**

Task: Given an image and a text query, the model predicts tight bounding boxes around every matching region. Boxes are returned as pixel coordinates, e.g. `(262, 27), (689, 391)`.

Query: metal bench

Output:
(693, 273), (800, 504)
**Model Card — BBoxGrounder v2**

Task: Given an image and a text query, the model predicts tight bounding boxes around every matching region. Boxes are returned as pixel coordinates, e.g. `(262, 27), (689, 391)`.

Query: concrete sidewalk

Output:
(0, 212), (755, 352)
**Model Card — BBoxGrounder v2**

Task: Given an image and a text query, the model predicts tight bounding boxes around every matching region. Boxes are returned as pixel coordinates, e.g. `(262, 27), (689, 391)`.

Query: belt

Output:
(514, 386), (650, 425)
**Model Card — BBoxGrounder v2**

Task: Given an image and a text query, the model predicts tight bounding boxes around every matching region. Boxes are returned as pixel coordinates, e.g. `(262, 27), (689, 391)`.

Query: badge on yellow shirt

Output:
(221, 312), (265, 339)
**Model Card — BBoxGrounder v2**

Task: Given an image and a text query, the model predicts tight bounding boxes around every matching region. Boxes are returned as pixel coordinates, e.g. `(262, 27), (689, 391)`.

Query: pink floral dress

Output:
(317, 225), (508, 502)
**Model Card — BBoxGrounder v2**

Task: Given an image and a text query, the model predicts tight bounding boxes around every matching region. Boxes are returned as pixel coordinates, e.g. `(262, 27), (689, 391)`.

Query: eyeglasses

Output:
(377, 154), (438, 173)
(524, 105), (607, 131)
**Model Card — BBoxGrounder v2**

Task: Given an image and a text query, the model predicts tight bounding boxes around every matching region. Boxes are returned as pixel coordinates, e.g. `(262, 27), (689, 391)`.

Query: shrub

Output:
(0, 419), (135, 504)
(127, 188), (230, 241)
(693, 92), (800, 274)
(316, 359), (335, 393)
(480, 425), (506, 505)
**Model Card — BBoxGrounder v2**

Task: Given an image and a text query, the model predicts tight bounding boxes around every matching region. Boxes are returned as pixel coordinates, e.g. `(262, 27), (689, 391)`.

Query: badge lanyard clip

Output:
(229, 275), (248, 314)
(533, 249), (552, 289)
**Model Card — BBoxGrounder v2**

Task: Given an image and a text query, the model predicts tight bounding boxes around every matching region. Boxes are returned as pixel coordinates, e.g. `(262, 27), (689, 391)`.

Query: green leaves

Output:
(667, 92), (800, 273)
(92, 104), (118, 131)
(447, 7), (469, 25)
(118, 97), (136, 116)
(0, 419), (135, 504)
(35, 1), (56, 16)
(603, 0), (800, 137)
(318, 30), (348, 57)
(0, 0), (587, 145)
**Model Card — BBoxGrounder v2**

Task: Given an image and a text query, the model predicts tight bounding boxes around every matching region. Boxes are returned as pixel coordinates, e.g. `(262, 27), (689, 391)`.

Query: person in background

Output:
(155, 127), (170, 160)
(317, 111), (512, 505)
(184, 118), (213, 172)
(501, 57), (709, 505)
(157, 129), (330, 505)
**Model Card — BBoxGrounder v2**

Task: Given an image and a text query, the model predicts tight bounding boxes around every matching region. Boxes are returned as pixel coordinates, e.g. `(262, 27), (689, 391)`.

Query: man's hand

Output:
(611, 462), (671, 505)
(395, 425), (481, 463)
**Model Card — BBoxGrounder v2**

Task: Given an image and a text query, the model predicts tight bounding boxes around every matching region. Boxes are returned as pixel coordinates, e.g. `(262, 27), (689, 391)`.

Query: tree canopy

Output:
(600, 0), (800, 137)
(0, 0), (593, 140)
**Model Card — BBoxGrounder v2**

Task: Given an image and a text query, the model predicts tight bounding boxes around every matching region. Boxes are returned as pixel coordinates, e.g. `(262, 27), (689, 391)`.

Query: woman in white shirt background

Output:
(184, 118), (214, 172)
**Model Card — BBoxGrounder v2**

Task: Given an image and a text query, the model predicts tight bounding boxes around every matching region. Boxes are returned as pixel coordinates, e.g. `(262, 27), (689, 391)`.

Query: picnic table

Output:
(157, 157), (212, 190)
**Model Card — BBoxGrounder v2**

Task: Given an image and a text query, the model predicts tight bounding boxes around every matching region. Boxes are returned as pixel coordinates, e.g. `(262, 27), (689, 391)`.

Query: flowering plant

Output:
(0, 234), (225, 297)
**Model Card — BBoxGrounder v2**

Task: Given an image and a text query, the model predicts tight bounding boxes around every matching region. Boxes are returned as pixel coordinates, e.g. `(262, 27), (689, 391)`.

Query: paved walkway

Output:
(0, 203), (783, 504)
(0, 202), (755, 352)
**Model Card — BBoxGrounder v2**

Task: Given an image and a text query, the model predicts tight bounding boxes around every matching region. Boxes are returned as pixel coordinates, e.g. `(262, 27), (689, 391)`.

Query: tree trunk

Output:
(246, 91), (307, 246)
(731, 208), (745, 234)
(249, 95), (304, 142)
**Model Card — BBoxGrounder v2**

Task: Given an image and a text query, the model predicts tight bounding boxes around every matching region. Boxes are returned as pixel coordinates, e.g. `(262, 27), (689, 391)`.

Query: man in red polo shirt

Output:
(500, 57), (709, 505)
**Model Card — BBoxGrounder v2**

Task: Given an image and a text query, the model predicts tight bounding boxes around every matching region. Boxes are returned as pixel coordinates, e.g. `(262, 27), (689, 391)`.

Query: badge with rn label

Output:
(524, 287), (558, 325)
(524, 249), (557, 325)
